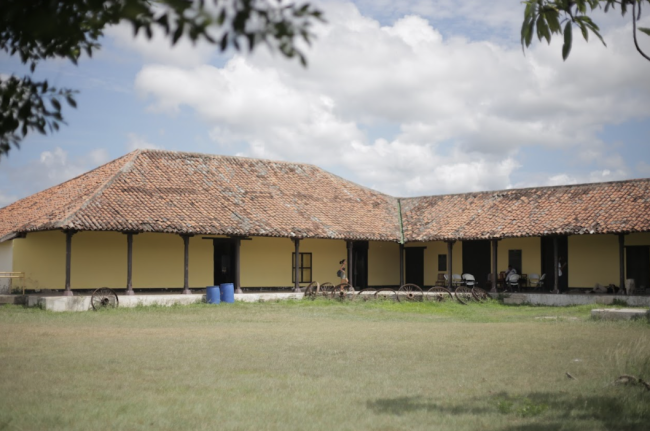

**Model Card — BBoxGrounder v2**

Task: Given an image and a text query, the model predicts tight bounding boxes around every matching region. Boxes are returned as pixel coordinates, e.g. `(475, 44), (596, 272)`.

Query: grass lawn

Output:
(0, 299), (649, 431)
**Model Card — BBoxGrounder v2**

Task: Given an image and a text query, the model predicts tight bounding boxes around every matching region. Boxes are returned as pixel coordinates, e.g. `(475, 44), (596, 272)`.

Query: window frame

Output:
(291, 252), (313, 283)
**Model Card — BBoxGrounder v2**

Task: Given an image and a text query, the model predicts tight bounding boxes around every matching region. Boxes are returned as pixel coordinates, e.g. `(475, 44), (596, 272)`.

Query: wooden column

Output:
(181, 234), (192, 294)
(63, 230), (76, 296)
(347, 241), (354, 287)
(447, 241), (454, 290)
(125, 232), (137, 295)
(399, 243), (405, 287)
(553, 236), (559, 293)
(619, 233), (626, 291)
(491, 239), (499, 292)
(293, 238), (301, 292)
(235, 238), (242, 294)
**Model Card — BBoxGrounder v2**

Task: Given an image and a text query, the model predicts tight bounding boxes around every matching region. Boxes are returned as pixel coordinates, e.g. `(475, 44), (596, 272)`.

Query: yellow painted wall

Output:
(496, 237), (541, 277)
(241, 237), (349, 287)
(301, 239), (347, 285)
(72, 231), (126, 288)
(368, 241), (400, 286)
(568, 234), (618, 288)
(421, 241), (452, 286)
(133, 233), (212, 288)
(241, 237), (295, 287)
(13, 231), (65, 290)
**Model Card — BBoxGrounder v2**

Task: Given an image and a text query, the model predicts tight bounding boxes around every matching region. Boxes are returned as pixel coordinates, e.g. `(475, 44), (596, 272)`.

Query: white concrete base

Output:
(591, 308), (650, 321)
(27, 292), (305, 312)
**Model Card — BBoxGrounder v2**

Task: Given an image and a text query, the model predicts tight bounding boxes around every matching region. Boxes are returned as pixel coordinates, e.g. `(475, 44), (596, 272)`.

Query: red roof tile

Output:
(0, 150), (401, 242)
(400, 179), (650, 241)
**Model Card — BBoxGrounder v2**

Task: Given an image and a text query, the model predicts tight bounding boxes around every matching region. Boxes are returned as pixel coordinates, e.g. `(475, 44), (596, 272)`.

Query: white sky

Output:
(1, 0), (650, 206)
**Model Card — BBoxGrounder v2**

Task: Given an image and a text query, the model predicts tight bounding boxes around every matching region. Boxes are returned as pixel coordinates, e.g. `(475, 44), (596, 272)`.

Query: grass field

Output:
(1, 299), (649, 431)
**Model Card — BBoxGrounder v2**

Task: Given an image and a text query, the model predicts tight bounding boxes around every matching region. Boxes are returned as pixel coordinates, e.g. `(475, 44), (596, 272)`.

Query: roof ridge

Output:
(55, 150), (142, 229)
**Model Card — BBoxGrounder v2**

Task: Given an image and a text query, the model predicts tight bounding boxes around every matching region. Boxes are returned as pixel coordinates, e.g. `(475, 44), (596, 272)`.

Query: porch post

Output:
(293, 238), (301, 292)
(63, 230), (77, 296)
(125, 232), (137, 295)
(619, 233), (626, 292)
(491, 239), (499, 293)
(235, 238), (242, 294)
(181, 234), (192, 294)
(399, 243), (405, 287)
(447, 241), (454, 290)
(347, 240), (354, 287)
(552, 236), (559, 293)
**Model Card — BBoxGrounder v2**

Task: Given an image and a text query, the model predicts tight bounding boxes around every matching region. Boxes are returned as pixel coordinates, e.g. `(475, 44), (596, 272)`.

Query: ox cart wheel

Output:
(91, 287), (119, 311)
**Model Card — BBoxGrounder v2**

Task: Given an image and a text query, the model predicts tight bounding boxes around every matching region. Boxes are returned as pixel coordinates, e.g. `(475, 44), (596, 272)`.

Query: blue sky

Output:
(1, 0), (649, 206)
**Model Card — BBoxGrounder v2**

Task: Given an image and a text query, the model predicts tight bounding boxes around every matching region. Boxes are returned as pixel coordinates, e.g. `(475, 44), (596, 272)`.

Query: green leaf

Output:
(536, 15), (551, 44)
(639, 27), (650, 37)
(562, 21), (572, 60)
(51, 98), (61, 111)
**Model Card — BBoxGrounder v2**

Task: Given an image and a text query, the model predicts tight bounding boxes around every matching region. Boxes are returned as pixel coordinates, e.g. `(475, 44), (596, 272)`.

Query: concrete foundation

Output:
(6, 292), (305, 312)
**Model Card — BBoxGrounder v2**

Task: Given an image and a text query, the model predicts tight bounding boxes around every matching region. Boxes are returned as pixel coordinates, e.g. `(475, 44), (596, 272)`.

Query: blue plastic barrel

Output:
(206, 286), (221, 304)
(220, 283), (235, 303)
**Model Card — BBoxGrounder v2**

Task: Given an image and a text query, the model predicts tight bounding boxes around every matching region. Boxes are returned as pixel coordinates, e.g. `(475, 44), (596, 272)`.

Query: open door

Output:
(626, 246), (649, 291)
(405, 247), (425, 287)
(214, 240), (236, 286)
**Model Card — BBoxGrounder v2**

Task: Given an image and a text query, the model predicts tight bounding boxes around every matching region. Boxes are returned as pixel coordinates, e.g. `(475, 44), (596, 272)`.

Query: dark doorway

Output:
(405, 247), (425, 287)
(462, 240), (491, 288)
(214, 240), (236, 286)
(541, 236), (568, 291)
(352, 241), (368, 289)
(626, 246), (650, 291)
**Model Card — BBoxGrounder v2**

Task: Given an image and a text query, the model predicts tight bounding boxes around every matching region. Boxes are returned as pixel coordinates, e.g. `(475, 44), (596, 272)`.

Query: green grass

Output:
(0, 300), (648, 430)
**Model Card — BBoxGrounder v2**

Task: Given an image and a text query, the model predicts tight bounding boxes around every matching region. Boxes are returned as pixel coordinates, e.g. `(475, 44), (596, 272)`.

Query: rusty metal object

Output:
(303, 281), (319, 299)
(397, 283), (423, 301)
(454, 286), (473, 305)
(472, 287), (489, 302)
(426, 286), (454, 302)
(91, 287), (119, 310)
(374, 288), (400, 302)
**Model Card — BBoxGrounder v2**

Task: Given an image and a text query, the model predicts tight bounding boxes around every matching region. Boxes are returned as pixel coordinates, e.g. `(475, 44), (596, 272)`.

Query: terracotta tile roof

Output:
(2, 150), (649, 243)
(400, 179), (650, 241)
(0, 150), (401, 242)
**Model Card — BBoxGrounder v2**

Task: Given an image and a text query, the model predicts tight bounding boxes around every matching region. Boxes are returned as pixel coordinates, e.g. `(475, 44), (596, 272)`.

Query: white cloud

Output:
(132, 1), (650, 196)
(126, 133), (161, 151)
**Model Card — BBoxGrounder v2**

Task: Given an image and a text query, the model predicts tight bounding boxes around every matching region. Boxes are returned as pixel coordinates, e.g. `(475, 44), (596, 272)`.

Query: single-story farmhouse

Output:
(1, 149), (649, 295)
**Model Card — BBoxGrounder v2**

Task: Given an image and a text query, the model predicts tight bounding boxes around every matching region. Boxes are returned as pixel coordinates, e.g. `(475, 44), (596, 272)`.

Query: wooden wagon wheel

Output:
(454, 286), (473, 305)
(472, 287), (490, 302)
(355, 288), (376, 301)
(397, 283), (424, 301)
(303, 281), (319, 299)
(91, 287), (119, 311)
(374, 288), (400, 302)
(426, 286), (454, 302)
(318, 282), (334, 298)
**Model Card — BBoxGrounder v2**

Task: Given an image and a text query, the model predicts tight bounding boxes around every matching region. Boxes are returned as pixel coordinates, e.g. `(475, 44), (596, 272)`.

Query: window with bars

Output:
(291, 252), (312, 283)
